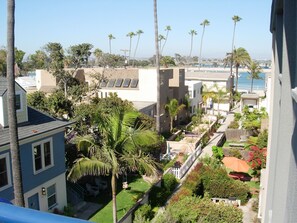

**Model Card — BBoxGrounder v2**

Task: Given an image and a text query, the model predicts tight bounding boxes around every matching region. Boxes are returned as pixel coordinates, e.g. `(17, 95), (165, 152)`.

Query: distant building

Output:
(0, 77), (71, 212)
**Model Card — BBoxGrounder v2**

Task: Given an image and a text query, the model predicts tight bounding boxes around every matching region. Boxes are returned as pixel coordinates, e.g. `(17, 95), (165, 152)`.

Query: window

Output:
(47, 184), (57, 209)
(33, 138), (53, 173)
(0, 153), (11, 191)
(15, 94), (21, 110)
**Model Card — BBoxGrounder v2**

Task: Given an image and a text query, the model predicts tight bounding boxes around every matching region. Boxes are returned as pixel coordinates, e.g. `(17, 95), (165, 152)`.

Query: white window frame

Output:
(15, 91), (23, 112)
(0, 153), (12, 191)
(32, 138), (54, 174)
(47, 184), (57, 210)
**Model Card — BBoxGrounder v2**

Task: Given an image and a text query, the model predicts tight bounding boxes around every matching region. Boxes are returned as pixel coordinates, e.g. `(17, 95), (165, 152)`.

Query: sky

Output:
(0, 0), (273, 60)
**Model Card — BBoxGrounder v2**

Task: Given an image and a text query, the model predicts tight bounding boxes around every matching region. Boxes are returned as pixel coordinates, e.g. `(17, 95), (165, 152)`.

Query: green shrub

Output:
(229, 148), (243, 159)
(234, 112), (242, 121)
(257, 129), (268, 148)
(162, 174), (178, 193)
(252, 197), (259, 212)
(149, 186), (169, 207)
(163, 196), (243, 223)
(134, 204), (153, 222)
(198, 165), (250, 204)
(228, 120), (239, 129)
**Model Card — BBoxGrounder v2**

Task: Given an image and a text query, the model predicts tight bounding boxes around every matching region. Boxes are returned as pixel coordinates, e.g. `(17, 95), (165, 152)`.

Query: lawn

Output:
(89, 177), (151, 223)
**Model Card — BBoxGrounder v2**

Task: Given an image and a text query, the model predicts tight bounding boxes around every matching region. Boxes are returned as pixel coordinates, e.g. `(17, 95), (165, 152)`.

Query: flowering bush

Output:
(248, 145), (267, 177)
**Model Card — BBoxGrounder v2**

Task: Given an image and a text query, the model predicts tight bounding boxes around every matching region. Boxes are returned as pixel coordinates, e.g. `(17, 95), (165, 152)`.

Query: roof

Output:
(185, 71), (230, 81)
(132, 101), (156, 111)
(0, 107), (73, 147)
(0, 77), (7, 96)
(0, 77), (26, 96)
(241, 93), (260, 99)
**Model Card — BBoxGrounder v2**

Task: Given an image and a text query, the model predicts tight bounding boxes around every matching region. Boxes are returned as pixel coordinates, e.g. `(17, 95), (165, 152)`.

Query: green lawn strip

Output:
(90, 178), (151, 223)
(246, 181), (260, 190)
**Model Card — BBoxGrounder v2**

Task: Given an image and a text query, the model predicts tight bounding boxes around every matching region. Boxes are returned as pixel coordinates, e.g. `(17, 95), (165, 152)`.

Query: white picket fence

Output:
(171, 144), (202, 179)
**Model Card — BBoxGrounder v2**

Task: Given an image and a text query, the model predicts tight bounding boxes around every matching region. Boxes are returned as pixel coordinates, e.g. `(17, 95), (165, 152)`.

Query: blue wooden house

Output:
(0, 77), (71, 212)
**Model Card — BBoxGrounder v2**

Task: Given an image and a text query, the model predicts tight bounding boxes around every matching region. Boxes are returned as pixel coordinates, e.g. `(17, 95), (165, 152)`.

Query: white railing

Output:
(171, 144), (202, 179)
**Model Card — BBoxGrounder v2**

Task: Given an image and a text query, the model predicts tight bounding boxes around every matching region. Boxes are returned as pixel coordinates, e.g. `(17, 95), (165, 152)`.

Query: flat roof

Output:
(132, 101), (156, 111)
(185, 71), (230, 81)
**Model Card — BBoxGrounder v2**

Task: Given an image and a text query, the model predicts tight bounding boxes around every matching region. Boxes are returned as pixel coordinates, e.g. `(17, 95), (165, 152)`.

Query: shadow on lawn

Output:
(85, 174), (143, 210)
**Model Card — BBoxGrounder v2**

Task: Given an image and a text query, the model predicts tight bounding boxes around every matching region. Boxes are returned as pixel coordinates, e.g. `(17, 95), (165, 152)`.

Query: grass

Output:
(246, 181), (260, 190)
(89, 177), (151, 223)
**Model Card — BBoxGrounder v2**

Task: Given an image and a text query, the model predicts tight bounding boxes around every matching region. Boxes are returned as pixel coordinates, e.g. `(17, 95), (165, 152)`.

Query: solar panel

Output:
(107, 79), (115, 87)
(100, 80), (107, 87)
(130, 79), (139, 88)
(123, 78), (131, 88)
(115, 79), (123, 87)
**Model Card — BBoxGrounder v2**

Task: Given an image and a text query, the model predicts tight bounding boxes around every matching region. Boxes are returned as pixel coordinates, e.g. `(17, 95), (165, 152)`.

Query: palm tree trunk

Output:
(170, 117), (173, 132)
(251, 78), (254, 93)
(109, 39), (112, 54)
(199, 27), (205, 69)
(128, 38), (132, 65)
(154, 0), (161, 133)
(7, 0), (25, 207)
(235, 65), (239, 92)
(189, 35), (193, 58)
(111, 173), (117, 223)
(133, 35), (140, 67)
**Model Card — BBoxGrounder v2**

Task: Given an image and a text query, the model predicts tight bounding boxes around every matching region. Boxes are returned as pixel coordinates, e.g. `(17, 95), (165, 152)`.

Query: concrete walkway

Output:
(239, 198), (257, 223)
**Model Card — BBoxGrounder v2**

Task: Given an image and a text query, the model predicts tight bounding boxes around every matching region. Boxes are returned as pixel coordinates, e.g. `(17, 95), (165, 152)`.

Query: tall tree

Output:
(199, 19), (210, 68)
(28, 50), (48, 69)
(68, 43), (93, 68)
(161, 25), (171, 55)
(108, 34), (115, 54)
(126, 32), (136, 65)
(7, 0), (25, 207)
(158, 35), (166, 53)
(213, 83), (228, 116)
(154, 0), (161, 133)
(132, 30), (143, 67)
(230, 15), (242, 92)
(93, 48), (103, 66)
(247, 61), (262, 93)
(68, 110), (159, 223)
(232, 47), (251, 92)
(188, 29), (197, 58)
(165, 98), (185, 132)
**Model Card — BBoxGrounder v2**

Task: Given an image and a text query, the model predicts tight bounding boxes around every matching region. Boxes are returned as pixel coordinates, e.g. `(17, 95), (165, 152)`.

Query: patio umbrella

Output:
(222, 157), (250, 173)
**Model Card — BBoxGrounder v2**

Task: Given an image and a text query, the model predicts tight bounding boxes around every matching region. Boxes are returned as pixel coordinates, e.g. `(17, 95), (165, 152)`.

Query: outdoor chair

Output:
(86, 183), (100, 197)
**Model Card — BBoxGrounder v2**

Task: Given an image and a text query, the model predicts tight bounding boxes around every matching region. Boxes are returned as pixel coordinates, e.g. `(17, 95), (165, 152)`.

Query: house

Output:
(185, 69), (231, 116)
(0, 77), (71, 212)
(185, 80), (203, 115)
(84, 67), (189, 132)
(260, 0), (297, 222)
(240, 93), (260, 111)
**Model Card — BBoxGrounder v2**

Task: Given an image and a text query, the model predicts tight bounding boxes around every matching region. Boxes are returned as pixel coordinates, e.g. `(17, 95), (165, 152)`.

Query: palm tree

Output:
(108, 34), (115, 54)
(199, 19), (210, 68)
(68, 110), (159, 223)
(154, 0), (161, 133)
(165, 98), (186, 132)
(213, 83), (228, 116)
(201, 84), (216, 113)
(132, 30), (143, 67)
(161, 25), (171, 55)
(224, 47), (251, 92)
(7, 0), (25, 207)
(189, 29), (197, 58)
(126, 32), (136, 65)
(230, 15), (242, 92)
(158, 34), (166, 53)
(247, 61), (263, 93)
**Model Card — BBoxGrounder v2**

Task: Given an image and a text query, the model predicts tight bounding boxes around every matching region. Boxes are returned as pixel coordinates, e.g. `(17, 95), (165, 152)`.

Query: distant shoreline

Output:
(187, 67), (271, 74)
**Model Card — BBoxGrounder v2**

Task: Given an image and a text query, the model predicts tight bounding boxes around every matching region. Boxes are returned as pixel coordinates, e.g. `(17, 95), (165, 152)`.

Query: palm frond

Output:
(67, 157), (112, 182)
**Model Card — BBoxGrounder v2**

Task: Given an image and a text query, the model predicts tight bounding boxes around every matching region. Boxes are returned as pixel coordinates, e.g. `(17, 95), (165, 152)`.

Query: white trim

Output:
(0, 153), (12, 192)
(32, 138), (54, 175)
